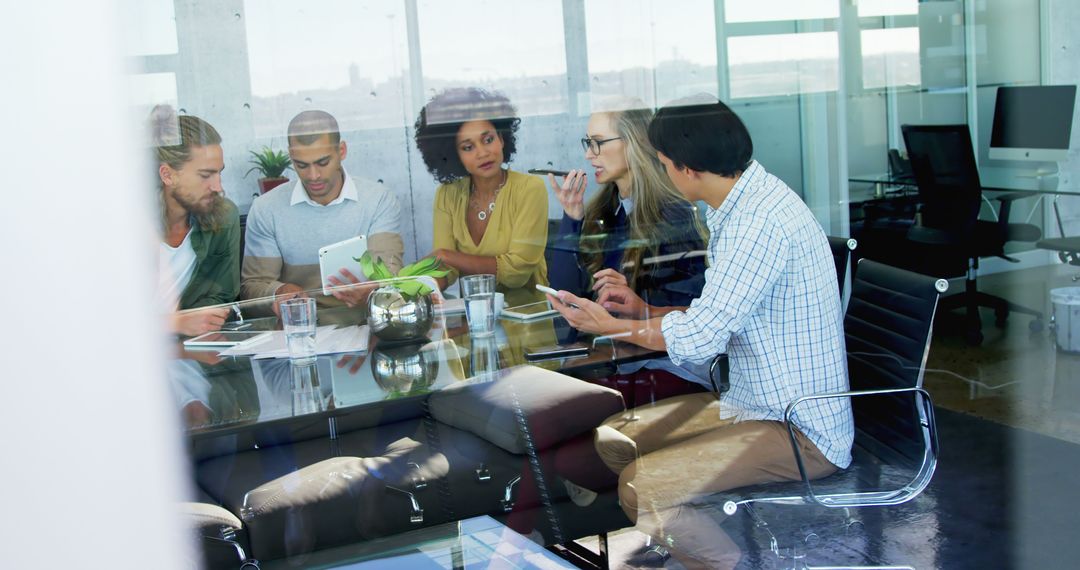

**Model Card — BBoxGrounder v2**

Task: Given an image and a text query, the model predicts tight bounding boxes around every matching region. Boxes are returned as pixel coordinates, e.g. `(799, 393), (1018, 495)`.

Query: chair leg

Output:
(963, 276), (984, 345)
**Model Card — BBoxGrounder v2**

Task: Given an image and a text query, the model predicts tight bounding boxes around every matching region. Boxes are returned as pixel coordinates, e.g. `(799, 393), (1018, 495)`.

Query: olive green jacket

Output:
(178, 199), (241, 310)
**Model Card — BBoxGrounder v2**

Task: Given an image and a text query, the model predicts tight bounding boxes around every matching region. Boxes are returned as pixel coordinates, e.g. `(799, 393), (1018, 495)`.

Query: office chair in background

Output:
(867, 124), (1044, 345)
(1036, 196), (1080, 281)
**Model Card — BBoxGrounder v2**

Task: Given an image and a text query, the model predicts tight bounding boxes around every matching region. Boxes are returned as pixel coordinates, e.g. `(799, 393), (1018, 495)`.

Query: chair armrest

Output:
(708, 354), (729, 395)
(991, 191), (1032, 204)
(989, 192), (1040, 237)
(780, 386), (937, 506)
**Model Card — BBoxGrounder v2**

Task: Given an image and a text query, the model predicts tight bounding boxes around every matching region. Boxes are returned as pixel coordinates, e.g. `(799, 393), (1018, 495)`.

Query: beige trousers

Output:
(594, 392), (837, 569)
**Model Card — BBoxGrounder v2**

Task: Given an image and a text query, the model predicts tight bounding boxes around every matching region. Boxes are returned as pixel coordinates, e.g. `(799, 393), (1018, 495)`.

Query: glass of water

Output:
(280, 297), (317, 363)
(461, 274), (496, 337)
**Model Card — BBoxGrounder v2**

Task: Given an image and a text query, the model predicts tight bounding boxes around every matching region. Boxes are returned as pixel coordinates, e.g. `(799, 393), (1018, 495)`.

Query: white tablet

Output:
(183, 330), (271, 349)
(318, 235), (368, 295)
(500, 300), (559, 321)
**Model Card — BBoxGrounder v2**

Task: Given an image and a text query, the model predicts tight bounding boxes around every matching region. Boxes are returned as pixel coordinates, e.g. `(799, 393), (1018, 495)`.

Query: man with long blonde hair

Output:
(152, 106), (240, 336)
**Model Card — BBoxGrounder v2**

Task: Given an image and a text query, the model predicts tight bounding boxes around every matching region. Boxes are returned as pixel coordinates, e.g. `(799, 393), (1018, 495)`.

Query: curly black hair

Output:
(414, 87), (521, 184)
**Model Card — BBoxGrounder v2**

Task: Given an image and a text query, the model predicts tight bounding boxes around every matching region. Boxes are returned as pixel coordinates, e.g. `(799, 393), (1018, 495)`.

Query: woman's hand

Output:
(591, 268), (628, 294)
(547, 170), (588, 221)
(327, 269), (379, 308)
(428, 249), (458, 269)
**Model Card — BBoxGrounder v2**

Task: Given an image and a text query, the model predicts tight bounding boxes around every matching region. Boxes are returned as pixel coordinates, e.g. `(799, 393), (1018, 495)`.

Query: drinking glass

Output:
(461, 274), (497, 337)
(280, 297), (317, 363)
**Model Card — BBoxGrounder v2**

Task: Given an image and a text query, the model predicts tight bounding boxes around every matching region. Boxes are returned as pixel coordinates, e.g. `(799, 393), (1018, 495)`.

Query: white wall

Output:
(1, 1), (193, 567)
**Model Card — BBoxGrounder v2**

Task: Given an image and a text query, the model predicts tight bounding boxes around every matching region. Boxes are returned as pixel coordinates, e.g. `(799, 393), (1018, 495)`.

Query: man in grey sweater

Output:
(241, 110), (404, 314)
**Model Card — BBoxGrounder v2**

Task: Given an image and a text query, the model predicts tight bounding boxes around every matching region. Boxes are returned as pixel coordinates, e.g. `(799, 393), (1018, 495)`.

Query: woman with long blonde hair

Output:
(546, 99), (710, 404)
(548, 99), (706, 310)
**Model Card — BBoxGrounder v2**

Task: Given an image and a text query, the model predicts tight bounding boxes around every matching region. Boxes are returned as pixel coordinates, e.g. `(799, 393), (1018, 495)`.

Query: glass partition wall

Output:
(127, 1), (1080, 568)
(128, 0), (872, 261)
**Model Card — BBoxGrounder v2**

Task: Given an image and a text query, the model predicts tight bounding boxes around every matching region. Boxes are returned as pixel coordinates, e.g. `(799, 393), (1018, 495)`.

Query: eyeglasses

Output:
(581, 136), (622, 155)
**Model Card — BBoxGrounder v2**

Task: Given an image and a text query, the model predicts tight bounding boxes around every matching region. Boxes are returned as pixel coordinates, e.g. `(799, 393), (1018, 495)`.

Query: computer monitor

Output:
(989, 85), (1077, 162)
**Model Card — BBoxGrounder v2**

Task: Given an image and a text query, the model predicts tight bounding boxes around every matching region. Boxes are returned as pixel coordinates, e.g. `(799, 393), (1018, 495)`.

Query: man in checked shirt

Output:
(546, 96), (853, 569)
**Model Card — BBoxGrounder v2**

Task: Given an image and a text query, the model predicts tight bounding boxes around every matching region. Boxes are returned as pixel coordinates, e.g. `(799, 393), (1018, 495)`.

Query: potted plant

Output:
(360, 252), (451, 343)
(245, 145), (293, 194)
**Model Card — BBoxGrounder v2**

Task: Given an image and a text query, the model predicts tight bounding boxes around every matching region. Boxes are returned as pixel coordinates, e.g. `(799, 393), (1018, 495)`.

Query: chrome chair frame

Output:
(721, 260), (947, 516)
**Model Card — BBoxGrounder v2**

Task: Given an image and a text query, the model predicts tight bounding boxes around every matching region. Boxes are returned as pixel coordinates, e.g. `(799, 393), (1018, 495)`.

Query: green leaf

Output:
(244, 145), (293, 179)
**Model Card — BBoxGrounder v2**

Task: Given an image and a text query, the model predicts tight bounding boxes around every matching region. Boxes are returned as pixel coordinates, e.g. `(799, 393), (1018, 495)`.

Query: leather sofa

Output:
(186, 365), (630, 567)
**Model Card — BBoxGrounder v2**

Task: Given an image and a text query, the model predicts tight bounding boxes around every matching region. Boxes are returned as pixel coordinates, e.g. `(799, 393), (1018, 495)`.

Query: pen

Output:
(232, 303), (244, 324)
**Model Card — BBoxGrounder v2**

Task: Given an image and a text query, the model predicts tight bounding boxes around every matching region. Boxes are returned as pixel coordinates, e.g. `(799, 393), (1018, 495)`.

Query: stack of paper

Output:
(218, 325), (370, 359)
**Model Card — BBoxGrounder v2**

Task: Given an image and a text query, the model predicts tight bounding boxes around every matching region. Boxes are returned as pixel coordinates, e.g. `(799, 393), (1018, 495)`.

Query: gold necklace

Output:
(469, 169), (507, 222)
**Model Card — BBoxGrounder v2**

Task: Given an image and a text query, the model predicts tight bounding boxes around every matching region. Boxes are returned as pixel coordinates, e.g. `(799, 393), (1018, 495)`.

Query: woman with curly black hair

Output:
(414, 87), (548, 292)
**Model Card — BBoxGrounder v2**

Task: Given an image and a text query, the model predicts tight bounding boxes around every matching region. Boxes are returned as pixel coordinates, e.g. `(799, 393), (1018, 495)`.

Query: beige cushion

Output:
(427, 365), (625, 454)
(179, 502), (244, 536)
(239, 437), (449, 560)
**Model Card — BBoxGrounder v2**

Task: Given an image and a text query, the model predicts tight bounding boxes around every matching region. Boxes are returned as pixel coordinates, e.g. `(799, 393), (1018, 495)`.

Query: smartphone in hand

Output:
(536, 284), (580, 309)
(528, 168), (570, 177)
(524, 342), (590, 361)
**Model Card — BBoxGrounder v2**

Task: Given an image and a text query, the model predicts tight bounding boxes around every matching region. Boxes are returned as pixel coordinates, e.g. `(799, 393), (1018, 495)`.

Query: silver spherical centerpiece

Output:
(370, 341), (440, 396)
(367, 285), (434, 343)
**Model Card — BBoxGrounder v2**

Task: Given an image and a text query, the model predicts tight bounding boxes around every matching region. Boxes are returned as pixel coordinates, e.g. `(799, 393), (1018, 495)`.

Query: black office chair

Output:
(894, 124), (1044, 344)
(1036, 197), (1080, 281)
(828, 236), (857, 299)
(716, 260), (946, 561)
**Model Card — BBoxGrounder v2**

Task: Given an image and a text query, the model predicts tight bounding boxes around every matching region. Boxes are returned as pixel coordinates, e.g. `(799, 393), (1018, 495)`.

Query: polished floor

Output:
(575, 261), (1080, 569)
(923, 261), (1080, 446)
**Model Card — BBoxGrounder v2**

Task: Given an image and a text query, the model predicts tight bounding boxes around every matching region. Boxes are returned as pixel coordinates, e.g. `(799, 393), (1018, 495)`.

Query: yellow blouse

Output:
(432, 169), (549, 290)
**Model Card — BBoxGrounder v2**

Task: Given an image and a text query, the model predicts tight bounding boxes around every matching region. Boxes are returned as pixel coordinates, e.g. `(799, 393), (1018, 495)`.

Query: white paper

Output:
(217, 325), (371, 359)
(434, 297), (465, 316)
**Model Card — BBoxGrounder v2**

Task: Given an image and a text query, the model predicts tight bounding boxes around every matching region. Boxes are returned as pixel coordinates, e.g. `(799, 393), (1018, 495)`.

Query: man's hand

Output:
(336, 352), (368, 374)
(272, 283), (307, 317)
(545, 290), (618, 335)
(597, 285), (649, 318)
(181, 401), (213, 429)
(591, 268), (628, 294)
(171, 306), (230, 337)
(327, 268), (379, 308)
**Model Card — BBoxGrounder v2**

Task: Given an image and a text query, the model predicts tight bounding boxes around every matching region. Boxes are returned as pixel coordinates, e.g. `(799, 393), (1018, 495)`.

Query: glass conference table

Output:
(259, 515), (576, 569)
(171, 293), (661, 439)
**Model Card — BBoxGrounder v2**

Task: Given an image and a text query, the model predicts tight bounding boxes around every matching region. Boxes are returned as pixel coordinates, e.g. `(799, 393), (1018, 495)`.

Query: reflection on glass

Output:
(243, 0), (410, 134)
(470, 336), (500, 382)
(127, 73), (178, 119)
(585, 0), (718, 107)
(417, 0), (567, 116)
(728, 32), (839, 98)
(861, 28), (922, 89)
(857, 0), (918, 18)
(167, 359), (213, 429)
(370, 341), (441, 397)
(724, 0), (837, 23)
(291, 360), (325, 415)
(121, 0), (177, 56)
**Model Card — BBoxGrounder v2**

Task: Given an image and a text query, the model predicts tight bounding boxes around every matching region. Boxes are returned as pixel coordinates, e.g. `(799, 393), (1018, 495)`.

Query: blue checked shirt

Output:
(661, 161), (853, 468)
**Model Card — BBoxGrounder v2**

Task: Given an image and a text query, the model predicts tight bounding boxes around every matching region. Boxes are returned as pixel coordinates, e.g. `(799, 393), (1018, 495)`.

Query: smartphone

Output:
(221, 321), (253, 331)
(535, 284), (580, 309)
(524, 342), (590, 361)
(527, 168), (570, 177)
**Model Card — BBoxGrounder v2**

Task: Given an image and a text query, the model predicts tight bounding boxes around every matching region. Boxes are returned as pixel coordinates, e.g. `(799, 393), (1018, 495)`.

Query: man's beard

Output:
(176, 191), (226, 231)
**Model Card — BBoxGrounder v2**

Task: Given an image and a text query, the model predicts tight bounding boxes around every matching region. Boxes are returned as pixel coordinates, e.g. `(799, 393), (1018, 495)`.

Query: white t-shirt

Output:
(158, 229), (197, 312)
